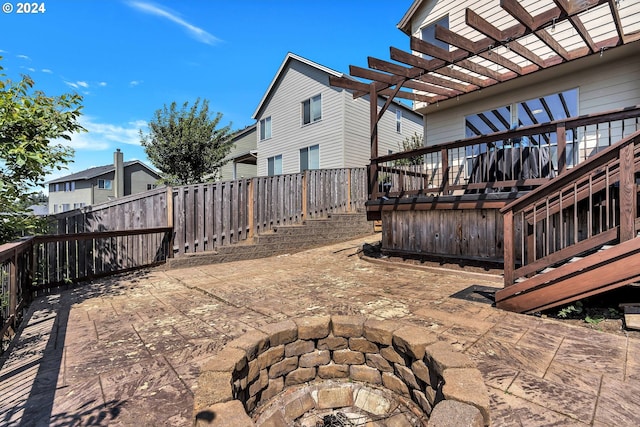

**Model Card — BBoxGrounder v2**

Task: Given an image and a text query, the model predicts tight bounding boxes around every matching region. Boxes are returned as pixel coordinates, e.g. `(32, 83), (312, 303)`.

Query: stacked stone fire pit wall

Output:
(193, 316), (490, 426)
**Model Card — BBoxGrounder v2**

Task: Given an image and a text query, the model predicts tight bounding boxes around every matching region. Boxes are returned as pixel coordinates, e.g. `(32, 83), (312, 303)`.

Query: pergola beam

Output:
(331, 0), (636, 108)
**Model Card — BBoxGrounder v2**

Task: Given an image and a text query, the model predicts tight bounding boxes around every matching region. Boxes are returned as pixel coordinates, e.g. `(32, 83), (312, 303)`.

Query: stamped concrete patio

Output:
(1, 235), (639, 426)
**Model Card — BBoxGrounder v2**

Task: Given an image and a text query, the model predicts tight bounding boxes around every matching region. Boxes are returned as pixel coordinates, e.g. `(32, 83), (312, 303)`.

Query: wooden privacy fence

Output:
(172, 168), (367, 255)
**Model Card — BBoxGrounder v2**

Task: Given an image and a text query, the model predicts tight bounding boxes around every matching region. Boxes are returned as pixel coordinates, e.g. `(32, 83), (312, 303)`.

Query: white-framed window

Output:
(62, 204), (70, 212)
(302, 95), (322, 125)
(73, 203), (85, 209)
(267, 155), (282, 176)
(396, 109), (403, 133)
(98, 179), (112, 189)
(420, 15), (449, 59)
(260, 116), (272, 141)
(64, 181), (75, 192)
(300, 144), (319, 171)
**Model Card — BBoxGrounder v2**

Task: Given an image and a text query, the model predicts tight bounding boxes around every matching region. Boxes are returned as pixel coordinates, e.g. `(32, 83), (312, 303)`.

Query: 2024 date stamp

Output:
(2, 2), (46, 14)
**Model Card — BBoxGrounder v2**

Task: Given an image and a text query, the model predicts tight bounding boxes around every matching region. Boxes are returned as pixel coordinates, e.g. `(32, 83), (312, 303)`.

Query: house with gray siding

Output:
(47, 150), (161, 214)
(252, 53), (423, 176)
(217, 124), (258, 181)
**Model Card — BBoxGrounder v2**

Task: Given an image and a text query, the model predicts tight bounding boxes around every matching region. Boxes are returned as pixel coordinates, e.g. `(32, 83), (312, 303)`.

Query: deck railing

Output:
(1, 227), (171, 348)
(500, 128), (640, 286)
(371, 106), (640, 200)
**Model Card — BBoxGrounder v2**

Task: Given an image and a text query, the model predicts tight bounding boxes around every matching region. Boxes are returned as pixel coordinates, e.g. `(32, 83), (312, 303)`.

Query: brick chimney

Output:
(114, 149), (124, 198)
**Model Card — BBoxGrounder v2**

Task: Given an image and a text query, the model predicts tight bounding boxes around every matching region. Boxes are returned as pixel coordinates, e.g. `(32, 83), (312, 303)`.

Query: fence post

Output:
(302, 171), (308, 220)
(347, 169), (352, 212)
(248, 179), (255, 239)
(166, 186), (175, 258)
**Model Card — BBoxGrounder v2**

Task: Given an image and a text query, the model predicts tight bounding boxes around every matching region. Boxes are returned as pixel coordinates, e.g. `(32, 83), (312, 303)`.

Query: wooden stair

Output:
(496, 237), (640, 313)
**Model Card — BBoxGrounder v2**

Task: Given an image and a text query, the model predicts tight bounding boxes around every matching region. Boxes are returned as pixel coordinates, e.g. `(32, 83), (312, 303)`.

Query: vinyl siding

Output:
(424, 48), (640, 146)
(125, 164), (161, 195)
(48, 181), (93, 214)
(256, 59), (345, 175)
(219, 126), (258, 181)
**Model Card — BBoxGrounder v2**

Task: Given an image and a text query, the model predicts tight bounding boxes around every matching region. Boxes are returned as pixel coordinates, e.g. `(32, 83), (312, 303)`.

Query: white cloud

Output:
(57, 117), (147, 151)
(41, 68), (53, 74)
(129, 80), (142, 87)
(98, 81), (107, 87)
(64, 80), (91, 89)
(127, 1), (221, 45)
(17, 54), (31, 60)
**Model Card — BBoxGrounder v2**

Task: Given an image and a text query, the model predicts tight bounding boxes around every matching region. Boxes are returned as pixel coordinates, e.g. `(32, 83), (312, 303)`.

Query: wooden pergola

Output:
(330, 0), (640, 194)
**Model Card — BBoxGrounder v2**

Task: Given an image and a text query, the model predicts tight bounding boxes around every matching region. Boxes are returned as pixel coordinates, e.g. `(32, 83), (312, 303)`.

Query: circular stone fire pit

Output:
(193, 316), (490, 426)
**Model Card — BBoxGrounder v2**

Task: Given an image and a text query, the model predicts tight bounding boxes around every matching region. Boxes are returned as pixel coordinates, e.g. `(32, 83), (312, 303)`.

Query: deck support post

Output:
(619, 141), (636, 242)
(503, 210), (515, 286)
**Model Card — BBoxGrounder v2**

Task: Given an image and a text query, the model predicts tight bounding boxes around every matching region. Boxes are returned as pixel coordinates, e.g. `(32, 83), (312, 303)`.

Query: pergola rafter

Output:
(330, 0), (639, 107)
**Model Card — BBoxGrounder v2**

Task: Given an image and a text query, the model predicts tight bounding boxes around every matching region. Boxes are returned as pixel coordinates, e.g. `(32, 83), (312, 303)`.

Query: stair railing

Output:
(501, 128), (640, 287)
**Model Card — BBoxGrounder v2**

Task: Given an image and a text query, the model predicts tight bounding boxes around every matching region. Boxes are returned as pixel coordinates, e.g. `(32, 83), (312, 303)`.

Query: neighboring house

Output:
(217, 124), (258, 182)
(397, 0), (640, 149)
(252, 52), (423, 176)
(47, 149), (161, 214)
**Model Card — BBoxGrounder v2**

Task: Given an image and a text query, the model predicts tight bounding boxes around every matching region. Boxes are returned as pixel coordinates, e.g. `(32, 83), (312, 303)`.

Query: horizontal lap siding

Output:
(256, 60), (345, 175)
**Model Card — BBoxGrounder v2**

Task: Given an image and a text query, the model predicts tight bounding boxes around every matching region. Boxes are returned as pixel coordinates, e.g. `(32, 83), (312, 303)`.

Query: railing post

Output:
(248, 179), (255, 239)
(503, 210), (515, 286)
(557, 123), (567, 174)
(440, 148), (449, 195)
(9, 248), (17, 325)
(369, 163), (379, 201)
(619, 141), (636, 242)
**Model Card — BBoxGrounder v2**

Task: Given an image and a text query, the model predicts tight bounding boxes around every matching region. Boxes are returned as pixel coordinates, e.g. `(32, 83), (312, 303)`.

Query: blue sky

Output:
(0, 0), (413, 187)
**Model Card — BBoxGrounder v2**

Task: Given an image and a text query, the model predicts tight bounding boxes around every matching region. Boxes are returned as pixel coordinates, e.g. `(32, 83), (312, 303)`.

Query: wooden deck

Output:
(369, 106), (640, 312)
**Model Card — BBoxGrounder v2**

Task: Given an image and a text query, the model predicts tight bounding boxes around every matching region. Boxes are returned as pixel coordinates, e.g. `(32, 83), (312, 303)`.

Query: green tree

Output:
(140, 98), (233, 185)
(0, 60), (84, 243)
(395, 132), (424, 166)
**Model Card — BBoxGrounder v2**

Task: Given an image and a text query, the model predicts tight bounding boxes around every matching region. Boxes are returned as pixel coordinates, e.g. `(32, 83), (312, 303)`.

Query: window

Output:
(396, 110), (403, 133)
(267, 155), (282, 176)
(420, 15), (449, 59)
(463, 88), (579, 172)
(73, 203), (85, 209)
(147, 184), (157, 190)
(62, 204), (70, 212)
(64, 181), (75, 192)
(302, 95), (322, 125)
(300, 145), (319, 171)
(98, 179), (112, 189)
(260, 116), (272, 140)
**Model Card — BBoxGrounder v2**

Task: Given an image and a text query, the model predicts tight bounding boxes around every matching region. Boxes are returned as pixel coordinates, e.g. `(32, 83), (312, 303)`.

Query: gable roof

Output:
(252, 52), (422, 120)
(252, 52), (345, 120)
(48, 160), (159, 184)
(397, 0), (427, 35)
